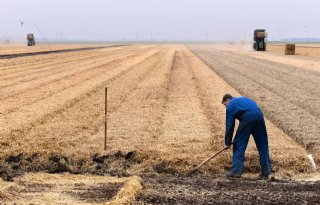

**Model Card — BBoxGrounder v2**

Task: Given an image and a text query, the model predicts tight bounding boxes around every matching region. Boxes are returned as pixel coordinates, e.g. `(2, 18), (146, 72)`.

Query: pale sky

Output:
(1, 0), (319, 41)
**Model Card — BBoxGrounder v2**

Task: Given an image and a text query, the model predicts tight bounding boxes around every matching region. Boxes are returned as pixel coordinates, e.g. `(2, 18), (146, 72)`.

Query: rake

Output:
(187, 146), (230, 177)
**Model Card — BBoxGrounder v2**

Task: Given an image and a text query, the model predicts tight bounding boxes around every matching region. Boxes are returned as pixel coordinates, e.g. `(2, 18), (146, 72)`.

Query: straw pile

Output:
(0, 173), (142, 204)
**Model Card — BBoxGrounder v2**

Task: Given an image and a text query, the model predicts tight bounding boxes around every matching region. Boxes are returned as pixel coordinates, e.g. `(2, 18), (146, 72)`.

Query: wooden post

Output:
(104, 87), (107, 151)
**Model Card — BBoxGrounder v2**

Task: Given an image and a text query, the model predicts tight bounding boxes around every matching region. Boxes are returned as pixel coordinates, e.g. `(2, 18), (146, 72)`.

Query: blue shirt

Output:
(225, 96), (263, 146)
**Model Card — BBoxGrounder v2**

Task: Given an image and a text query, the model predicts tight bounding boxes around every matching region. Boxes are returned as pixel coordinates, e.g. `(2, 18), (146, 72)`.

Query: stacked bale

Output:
(256, 32), (266, 38)
(285, 44), (295, 55)
(27, 34), (34, 40)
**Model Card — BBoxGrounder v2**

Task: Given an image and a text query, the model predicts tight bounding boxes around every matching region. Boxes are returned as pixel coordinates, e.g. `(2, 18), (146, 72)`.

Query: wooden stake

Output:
(104, 87), (108, 151)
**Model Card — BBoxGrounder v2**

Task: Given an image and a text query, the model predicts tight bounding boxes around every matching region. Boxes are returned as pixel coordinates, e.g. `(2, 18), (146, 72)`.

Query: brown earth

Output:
(134, 175), (320, 205)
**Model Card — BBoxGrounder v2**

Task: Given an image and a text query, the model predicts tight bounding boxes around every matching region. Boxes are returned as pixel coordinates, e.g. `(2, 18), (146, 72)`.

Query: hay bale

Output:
(256, 32), (266, 38)
(285, 44), (295, 50)
(285, 44), (295, 55)
(27, 34), (34, 40)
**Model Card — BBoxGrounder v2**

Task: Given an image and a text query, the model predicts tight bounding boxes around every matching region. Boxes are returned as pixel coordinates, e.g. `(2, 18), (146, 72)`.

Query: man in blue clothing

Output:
(222, 94), (271, 179)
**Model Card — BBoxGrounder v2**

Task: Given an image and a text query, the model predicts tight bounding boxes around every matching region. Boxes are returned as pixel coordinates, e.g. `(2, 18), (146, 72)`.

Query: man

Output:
(222, 94), (271, 179)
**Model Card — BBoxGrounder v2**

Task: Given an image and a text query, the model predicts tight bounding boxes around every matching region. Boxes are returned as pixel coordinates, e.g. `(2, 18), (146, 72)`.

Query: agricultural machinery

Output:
(253, 29), (267, 51)
(27, 33), (35, 46)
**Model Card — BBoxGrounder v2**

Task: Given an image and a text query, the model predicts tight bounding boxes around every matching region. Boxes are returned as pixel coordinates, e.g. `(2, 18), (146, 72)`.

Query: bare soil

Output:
(134, 175), (320, 205)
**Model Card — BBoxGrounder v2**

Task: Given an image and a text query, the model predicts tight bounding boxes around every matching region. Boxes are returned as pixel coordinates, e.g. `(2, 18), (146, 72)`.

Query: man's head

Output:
(222, 94), (233, 108)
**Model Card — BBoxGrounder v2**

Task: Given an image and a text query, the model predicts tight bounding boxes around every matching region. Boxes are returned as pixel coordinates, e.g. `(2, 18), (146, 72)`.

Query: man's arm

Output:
(225, 108), (235, 146)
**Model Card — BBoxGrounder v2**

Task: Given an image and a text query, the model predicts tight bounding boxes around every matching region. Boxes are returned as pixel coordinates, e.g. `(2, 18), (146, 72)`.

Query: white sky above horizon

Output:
(1, 0), (319, 41)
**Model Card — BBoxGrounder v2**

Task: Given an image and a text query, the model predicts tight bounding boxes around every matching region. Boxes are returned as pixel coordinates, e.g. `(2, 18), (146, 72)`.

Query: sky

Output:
(1, 0), (319, 42)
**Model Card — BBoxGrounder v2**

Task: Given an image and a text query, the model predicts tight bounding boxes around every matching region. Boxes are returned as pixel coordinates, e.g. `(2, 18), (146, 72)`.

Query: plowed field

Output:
(1, 44), (319, 204)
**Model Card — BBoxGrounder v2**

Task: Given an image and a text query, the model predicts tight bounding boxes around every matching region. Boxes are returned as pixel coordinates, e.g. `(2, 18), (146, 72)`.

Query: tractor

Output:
(27, 34), (35, 46)
(253, 29), (267, 51)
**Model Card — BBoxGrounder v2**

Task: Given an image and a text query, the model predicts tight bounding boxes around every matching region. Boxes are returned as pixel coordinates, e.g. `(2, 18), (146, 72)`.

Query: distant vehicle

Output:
(253, 29), (267, 51)
(27, 34), (35, 46)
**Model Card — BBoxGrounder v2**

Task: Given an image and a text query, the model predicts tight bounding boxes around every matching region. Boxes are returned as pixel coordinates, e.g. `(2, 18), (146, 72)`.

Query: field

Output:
(189, 44), (320, 152)
(268, 43), (320, 58)
(0, 44), (320, 204)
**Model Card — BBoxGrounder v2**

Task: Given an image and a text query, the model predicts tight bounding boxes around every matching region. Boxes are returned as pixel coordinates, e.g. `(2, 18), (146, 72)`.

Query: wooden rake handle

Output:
(187, 146), (228, 176)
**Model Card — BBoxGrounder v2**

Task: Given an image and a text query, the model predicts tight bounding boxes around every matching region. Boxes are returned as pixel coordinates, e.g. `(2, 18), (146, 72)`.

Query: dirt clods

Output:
(134, 175), (320, 205)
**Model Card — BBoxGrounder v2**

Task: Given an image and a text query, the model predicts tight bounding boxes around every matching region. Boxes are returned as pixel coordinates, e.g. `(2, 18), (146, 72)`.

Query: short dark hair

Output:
(222, 94), (233, 103)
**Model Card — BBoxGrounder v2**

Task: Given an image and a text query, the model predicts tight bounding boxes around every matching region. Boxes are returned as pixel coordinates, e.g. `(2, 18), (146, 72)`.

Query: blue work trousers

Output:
(232, 117), (271, 176)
